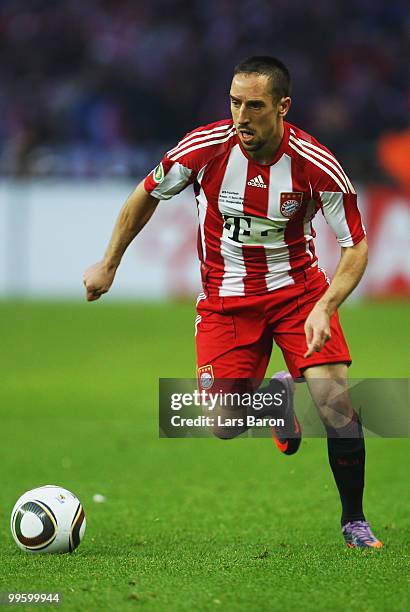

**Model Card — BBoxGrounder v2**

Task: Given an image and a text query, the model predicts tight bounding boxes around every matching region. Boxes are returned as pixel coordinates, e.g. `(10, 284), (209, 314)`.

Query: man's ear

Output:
(278, 96), (291, 118)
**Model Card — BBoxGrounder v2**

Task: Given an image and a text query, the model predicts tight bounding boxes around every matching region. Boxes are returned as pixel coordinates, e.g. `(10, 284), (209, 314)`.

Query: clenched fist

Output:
(83, 261), (116, 301)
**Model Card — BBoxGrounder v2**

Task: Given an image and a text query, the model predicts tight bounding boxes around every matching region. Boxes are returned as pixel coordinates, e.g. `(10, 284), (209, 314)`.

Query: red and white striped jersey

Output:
(144, 119), (365, 297)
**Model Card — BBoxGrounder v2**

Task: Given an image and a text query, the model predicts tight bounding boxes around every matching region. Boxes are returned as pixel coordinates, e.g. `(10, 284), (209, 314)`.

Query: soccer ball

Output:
(10, 485), (86, 553)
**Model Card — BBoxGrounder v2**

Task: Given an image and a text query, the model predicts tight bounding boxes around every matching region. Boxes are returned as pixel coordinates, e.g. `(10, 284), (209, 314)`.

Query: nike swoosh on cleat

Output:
(273, 437), (288, 453)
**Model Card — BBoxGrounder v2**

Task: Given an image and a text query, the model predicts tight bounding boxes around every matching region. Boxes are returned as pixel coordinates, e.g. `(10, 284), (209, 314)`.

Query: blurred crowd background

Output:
(0, 0), (409, 182)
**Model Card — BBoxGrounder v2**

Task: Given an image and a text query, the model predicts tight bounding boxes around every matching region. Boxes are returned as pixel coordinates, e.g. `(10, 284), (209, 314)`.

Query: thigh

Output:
(196, 301), (272, 392)
(195, 305), (272, 438)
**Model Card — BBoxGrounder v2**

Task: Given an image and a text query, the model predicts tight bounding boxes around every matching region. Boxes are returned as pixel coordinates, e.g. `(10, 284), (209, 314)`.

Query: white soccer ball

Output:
(10, 485), (86, 553)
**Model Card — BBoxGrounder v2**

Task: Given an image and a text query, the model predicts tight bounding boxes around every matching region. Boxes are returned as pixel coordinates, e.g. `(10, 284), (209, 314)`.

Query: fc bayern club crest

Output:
(197, 364), (214, 390)
(280, 192), (303, 218)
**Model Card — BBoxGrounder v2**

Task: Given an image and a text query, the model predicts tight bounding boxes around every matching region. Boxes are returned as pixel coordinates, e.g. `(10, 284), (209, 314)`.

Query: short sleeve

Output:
(309, 151), (366, 247)
(144, 154), (195, 201)
(319, 191), (366, 247)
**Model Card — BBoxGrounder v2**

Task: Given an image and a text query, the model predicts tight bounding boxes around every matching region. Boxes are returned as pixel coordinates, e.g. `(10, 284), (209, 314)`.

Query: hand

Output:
(304, 303), (331, 358)
(83, 261), (116, 302)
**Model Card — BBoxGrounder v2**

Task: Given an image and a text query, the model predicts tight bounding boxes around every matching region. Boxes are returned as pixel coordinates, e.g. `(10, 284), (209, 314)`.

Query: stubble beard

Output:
(240, 134), (264, 152)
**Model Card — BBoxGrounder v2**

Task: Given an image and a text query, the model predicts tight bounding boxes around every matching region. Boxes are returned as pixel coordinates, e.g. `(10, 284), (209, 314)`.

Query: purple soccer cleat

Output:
(342, 521), (383, 548)
(270, 371), (302, 456)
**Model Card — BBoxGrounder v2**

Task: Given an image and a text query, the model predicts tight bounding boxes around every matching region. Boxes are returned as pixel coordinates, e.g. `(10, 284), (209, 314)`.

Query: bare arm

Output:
(304, 237), (368, 357)
(83, 181), (159, 301)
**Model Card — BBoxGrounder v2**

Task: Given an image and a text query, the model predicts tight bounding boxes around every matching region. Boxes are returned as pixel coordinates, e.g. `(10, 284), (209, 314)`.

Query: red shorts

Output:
(196, 267), (351, 384)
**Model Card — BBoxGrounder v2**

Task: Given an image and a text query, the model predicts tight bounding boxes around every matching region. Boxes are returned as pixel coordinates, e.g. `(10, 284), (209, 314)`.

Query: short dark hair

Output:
(233, 56), (291, 101)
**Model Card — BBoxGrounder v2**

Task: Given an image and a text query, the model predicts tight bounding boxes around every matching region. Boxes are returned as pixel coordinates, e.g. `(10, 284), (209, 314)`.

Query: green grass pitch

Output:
(0, 300), (408, 611)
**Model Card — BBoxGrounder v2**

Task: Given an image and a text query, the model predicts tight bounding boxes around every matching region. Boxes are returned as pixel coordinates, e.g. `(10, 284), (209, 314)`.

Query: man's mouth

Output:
(239, 128), (255, 143)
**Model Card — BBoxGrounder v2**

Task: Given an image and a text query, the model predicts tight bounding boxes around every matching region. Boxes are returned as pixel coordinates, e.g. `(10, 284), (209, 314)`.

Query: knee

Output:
(318, 404), (349, 429)
(306, 369), (356, 429)
(315, 393), (353, 429)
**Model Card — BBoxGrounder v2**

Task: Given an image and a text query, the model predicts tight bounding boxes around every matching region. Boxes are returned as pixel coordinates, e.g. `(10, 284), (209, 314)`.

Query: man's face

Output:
(230, 73), (289, 152)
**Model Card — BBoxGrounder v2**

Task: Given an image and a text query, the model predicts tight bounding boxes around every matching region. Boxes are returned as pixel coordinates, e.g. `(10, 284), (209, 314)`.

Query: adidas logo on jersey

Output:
(247, 174), (267, 188)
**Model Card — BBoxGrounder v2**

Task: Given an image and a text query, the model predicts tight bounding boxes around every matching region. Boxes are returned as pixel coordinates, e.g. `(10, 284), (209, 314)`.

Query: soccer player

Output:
(83, 56), (382, 549)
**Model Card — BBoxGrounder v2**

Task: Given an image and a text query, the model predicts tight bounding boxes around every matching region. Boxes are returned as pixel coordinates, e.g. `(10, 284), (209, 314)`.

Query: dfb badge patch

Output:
(280, 192), (303, 218)
(153, 162), (164, 184)
(197, 364), (214, 390)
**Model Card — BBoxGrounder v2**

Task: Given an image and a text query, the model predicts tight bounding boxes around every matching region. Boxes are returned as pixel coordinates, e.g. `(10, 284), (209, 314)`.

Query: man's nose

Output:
(237, 104), (249, 124)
